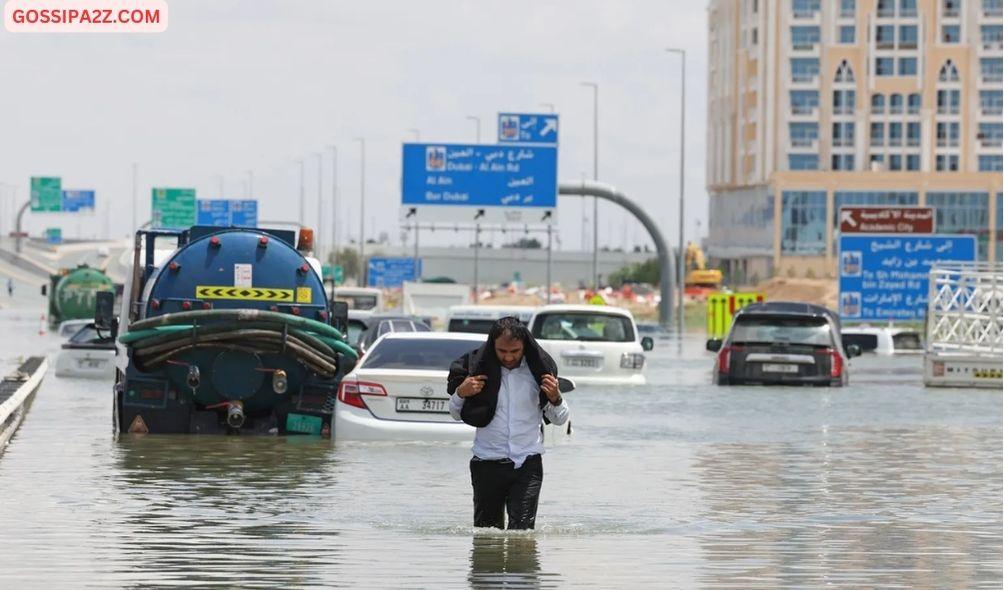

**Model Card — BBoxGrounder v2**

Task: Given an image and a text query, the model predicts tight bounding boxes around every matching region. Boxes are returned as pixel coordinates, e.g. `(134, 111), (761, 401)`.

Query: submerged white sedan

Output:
(334, 332), (484, 442)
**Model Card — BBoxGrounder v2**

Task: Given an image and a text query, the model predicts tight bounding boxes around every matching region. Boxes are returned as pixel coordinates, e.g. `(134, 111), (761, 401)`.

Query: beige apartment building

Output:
(705, 0), (1003, 283)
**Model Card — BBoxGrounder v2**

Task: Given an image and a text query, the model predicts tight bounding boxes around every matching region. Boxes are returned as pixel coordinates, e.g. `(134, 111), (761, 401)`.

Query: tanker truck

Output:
(110, 225), (357, 435)
(44, 265), (116, 328)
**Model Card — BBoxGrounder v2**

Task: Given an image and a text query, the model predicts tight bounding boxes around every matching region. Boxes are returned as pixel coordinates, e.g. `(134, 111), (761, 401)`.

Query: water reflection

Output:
(469, 533), (562, 589)
(109, 436), (342, 588)
(694, 424), (1003, 588)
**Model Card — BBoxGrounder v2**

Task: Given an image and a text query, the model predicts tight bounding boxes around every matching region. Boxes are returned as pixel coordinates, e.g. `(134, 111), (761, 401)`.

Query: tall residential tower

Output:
(706, 0), (1003, 282)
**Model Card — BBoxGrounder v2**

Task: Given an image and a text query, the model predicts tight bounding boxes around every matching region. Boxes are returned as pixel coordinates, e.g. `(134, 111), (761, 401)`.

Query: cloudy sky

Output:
(0, 0), (709, 251)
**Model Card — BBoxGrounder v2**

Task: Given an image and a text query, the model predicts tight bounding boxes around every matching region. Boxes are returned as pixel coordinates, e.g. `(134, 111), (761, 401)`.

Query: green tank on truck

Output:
(47, 265), (115, 326)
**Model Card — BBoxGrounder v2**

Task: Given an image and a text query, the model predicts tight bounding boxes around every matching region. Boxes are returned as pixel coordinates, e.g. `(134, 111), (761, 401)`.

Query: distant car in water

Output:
(446, 304), (537, 334)
(528, 304), (653, 385)
(636, 322), (672, 340)
(333, 287), (383, 312)
(55, 322), (116, 378)
(707, 301), (860, 386)
(354, 315), (432, 355)
(841, 326), (924, 355)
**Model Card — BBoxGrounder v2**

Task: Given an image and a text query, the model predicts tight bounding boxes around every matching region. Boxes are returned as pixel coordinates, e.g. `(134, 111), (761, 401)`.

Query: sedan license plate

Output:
(761, 363), (798, 374)
(78, 358), (105, 369)
(565, 357), (600, 368)
(396, 397), (449, 414)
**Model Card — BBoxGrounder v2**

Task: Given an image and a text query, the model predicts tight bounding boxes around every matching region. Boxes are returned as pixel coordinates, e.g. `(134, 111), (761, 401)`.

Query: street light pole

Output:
(327, 145), (338, 266)
(356, 138), (366, 285)
(581, 81), (599, 290)
(667, 48), (687, 333)
(297, 159), (305, 227)
(466, 115), (481, 143)
(314, 152), (323, 256)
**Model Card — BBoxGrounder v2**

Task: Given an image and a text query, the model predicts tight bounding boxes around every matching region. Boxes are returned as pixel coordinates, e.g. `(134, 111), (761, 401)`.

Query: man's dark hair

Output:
(488, 316), (530, 343)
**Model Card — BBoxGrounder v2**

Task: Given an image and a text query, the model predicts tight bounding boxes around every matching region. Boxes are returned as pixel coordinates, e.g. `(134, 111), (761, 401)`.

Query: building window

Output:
(982, 25), (1003, 49)
(781, 191), (826, 254)
(936, 122), (960, 146)
(939, 60), (960, 82)
(789, 122), (819, 147)
(834, 60), (855, 83)
(906, 154), (920, 170)
(927, 192), (991, 260)
(793, 0), (820, 18)
(871, 93), (885, 114)
(876, 57), (895, 76)
(943, 0), (960, 18)
(936, 154), (960, 171)
(985, 0), (1004, 17)
(978, 122), (1003, 146)
(788, 155), (820, 170)
(839, 26), (855, 44)
(979, 155), (1004, 171)
(870, 154), (885, 167)
(981, 57), (1003, 82)
(833, 122), (855, 146)
(899, 25), (918, 48)
(833, 89), (856, 114)
(877, 0), (895, 17)
(898, 57), (918, 76)
(840, 0), (855, 18)
(876, 25), (896, 48)
(937, 89), (961, 114)
(888, 122), (903, 146)
(889, 93), (904, 113)
(889, 154), (903, 170)
(790, 90), (820, 114)
(791, 26), (820, 49)
(832, 154), (855, 170)
(791, 58), (820, 82)
(871, 122), (885, 146)
(979, 89), (1003, 114)
(908, 93), (921, 114)
(907, 121), (921, 146)
(901, 0), (918, 16)
(942, 25), (961, 43)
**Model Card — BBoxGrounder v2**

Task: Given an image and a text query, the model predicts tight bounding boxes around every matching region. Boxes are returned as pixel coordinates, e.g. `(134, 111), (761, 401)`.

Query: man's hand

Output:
(457, 375), (487, 398)
(540, 374), (561, 403)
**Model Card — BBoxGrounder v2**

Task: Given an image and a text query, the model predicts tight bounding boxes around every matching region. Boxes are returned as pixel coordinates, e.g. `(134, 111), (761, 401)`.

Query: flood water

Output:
(0, 308), (1000, 588)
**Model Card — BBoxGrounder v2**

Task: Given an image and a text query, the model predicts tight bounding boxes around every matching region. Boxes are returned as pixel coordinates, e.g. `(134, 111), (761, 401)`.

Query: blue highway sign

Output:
(401, 143), (557, 224)
(229, 199), (258, 228)
(197, 199), (230, 226)
(498, 113), (559, 145)
(367, 257), (421, 288)
(61, 190), (95, 212)
(838, 234), (977, 321)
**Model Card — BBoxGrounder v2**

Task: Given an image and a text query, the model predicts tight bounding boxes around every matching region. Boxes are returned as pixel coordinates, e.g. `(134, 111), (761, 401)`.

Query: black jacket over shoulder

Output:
(446, 334), (558, 428)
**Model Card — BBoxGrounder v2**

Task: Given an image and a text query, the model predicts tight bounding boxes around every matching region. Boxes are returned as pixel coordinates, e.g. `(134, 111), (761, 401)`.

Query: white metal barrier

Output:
(924, 262), (1003, 388)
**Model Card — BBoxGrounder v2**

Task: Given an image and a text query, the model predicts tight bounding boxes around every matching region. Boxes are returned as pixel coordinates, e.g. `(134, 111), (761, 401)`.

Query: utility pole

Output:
(356, 138), (366, 284)
(314, 152), (323, 256)
(581, 82), (599, 290)
(327, 145), (338, 266)
(667, 48), (687, 333)
(131, 163), (138, 233)
(297, 159), (305, 227)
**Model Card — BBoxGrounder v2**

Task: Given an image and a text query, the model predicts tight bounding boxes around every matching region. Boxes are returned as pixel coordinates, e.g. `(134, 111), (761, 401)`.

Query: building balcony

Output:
(789, 137), (819, 150)
(937, 137), (960, 147)
(832, 138), (855, 148)
(982, 105), (1004, 115)
(937, 106), (961, 115)
(906, 137), (921, 147)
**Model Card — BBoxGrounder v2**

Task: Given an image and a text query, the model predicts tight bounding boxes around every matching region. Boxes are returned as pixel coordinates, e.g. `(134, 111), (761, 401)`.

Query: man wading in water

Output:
(447, 316), (569, 530)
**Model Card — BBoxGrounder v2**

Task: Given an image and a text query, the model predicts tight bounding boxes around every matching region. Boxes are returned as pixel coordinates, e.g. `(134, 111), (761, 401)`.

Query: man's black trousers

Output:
(469, 454), (543, 530)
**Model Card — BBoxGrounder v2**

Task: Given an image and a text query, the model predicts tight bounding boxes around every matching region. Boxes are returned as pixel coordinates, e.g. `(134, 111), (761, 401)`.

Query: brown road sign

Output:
(839, 206), (934, 234)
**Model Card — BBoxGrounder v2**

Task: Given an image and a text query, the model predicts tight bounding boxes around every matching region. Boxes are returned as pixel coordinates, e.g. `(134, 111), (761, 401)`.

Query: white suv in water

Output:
(527, 304), (652, 386)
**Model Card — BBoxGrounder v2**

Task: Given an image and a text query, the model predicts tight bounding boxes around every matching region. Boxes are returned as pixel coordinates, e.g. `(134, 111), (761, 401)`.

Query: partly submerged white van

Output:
(527, 304), (653, 386)
(333, 287), (383, 312)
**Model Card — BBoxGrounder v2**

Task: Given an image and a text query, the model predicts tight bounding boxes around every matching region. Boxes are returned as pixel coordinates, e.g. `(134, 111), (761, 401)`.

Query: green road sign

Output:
(151, 188), (196, 229)
(322, 264), (345, 285)
(30, 177), (62, 212)
(45, 227), (62, 244)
